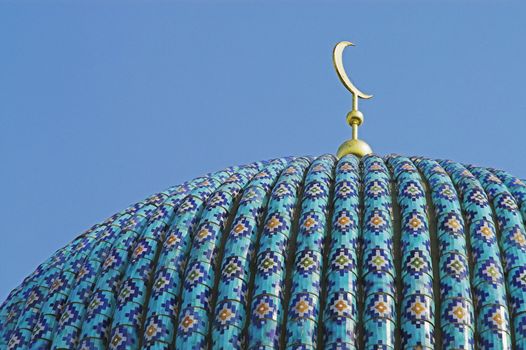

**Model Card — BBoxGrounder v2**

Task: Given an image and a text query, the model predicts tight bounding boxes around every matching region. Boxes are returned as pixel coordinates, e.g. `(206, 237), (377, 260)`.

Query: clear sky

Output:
(1, 1), (525, 300)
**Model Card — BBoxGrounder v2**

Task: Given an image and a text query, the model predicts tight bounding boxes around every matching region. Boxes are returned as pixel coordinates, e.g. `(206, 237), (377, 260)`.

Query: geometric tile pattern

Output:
(414, 157), (474, 350)
(441, 160), (512, 350)
(388, 156), (435, 350)
(360, 155), (396, 349)
(1, 154), (526, 350)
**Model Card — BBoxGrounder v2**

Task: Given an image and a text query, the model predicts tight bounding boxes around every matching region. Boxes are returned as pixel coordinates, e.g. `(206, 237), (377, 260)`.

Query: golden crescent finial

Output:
(333, 41), (373, 102)
(334, 41), (374, 159)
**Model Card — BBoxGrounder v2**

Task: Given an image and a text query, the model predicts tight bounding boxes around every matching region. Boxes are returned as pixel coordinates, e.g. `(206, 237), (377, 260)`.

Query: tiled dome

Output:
(2, 154), (526, 350)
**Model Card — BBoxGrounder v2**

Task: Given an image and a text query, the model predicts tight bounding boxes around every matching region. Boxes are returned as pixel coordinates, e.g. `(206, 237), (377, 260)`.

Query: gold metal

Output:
(337, 139), (373, 159)
(333, 41), (373, 158)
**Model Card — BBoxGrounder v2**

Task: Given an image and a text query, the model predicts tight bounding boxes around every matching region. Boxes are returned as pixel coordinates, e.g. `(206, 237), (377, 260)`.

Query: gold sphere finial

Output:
(337, 139), (373, 159)
(346, 110), (364, 127)
(333, 41), (373, 159)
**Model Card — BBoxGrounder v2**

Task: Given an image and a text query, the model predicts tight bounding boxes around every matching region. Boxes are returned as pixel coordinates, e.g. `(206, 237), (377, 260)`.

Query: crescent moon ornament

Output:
(333, 41), (374, 159)
(333, 41), (373, 102)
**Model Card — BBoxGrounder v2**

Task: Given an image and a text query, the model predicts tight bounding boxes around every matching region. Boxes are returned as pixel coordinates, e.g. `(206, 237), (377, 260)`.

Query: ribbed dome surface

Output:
(2, 154), (526, 350)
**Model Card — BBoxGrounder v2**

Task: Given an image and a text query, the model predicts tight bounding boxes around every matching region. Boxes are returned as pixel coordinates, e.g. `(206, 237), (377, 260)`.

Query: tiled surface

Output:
(1, 154), (526, 350)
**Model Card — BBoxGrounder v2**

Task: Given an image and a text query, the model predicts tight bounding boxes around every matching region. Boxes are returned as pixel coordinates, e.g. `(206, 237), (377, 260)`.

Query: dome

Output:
(1, 154), (526, 350)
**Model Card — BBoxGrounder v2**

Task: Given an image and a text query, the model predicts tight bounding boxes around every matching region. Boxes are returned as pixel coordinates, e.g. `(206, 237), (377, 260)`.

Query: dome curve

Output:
(1, 155), (526, 349)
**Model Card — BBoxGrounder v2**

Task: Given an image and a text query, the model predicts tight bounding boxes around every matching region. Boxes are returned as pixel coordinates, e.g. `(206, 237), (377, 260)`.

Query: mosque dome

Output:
(2, 42), (525, 350)
(2, 154), (526, 350)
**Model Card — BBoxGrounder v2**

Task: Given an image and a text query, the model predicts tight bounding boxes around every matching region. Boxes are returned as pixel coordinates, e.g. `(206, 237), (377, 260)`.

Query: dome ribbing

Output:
(1, 154), (526, 350)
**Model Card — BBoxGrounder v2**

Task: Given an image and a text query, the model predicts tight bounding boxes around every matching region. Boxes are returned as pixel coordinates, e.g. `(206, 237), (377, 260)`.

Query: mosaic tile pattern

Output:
(2, 154), (526, 349)
(388, 156), (435, 350)
(360, 155), (396, 350)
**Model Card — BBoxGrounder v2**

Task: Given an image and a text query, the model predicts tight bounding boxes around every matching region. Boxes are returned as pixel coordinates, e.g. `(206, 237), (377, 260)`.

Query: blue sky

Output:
(1, 1), (525, 300)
